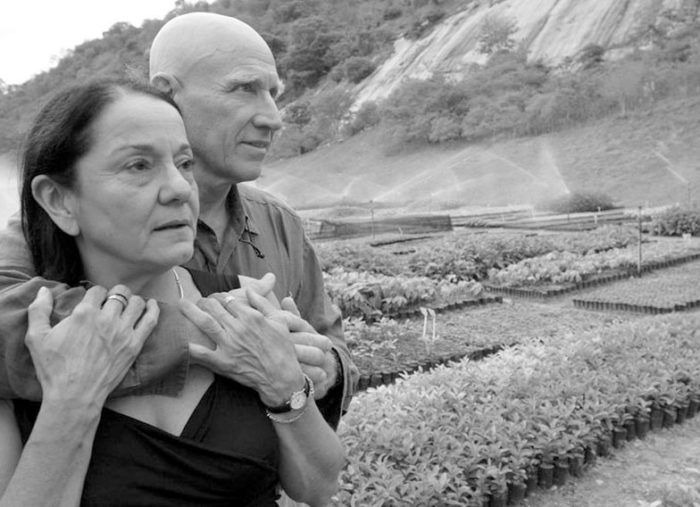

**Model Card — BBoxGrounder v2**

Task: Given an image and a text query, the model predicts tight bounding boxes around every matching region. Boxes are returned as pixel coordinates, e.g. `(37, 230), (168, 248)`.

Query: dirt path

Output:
(522, 414), (700, 507)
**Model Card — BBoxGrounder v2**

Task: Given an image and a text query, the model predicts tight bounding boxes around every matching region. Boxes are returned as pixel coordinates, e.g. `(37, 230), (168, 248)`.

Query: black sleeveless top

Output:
(13, 270), (280, 506)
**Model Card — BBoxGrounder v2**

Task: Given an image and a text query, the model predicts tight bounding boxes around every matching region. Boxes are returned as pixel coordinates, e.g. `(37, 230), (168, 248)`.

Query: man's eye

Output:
(231, 83), (256, 93)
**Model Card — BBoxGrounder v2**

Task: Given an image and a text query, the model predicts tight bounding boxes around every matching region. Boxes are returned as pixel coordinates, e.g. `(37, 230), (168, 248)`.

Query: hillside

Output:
(353, 0), (700, 107)
(3, 0), (700, 218)
(258, 94), (700, 211)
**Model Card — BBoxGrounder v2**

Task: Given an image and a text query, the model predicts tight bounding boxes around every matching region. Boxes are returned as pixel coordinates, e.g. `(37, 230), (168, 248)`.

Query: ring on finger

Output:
(106, 293), (128, 311)
(223, 295), (236, 307)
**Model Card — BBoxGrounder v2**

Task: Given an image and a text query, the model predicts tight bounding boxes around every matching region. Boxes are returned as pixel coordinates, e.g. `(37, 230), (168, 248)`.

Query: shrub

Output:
(650, 206), (700, 236)
(382, 6), (402, 20)
(535, 191), (615, 214)
(344, 56), (376, 83)
(345, 101), (381, 135)
(477, 14), (518, 56)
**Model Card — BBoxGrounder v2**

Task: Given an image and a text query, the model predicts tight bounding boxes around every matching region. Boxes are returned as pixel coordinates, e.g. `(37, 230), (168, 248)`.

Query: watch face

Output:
(290, 391), (306, 410)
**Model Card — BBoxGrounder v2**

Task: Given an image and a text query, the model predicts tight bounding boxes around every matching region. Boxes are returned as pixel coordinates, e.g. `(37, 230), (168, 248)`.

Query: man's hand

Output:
(237, 273), (280, 307)
(179, 289), (304, 407)
(280, 297), (339, 400)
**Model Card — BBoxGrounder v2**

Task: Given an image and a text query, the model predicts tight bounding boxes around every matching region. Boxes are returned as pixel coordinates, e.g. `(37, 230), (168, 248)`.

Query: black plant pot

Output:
(688, 398), (699, 418)
(635, 416), (650, 440)
(612, 427), (627, 449)
(584, 445), (597, 466)
(525, 471), (538, 496)
(663, 407), (676, 429)
(676, 403), (689, 424)
(650, 407), (664, 430)
(357, 374), (370, 391)
(624, 420), (636, 441)
(489, 490), (508, 507)
(507, 481), (526, 505)
(553, 462), (569, 486)
(538, 463), (554, 489)
(569, 453), (584, 478)
(596, 435), (611, 457)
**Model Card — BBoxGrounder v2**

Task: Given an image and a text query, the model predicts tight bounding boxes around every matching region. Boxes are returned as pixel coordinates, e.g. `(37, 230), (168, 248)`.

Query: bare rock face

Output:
(354, 0), (700, 108)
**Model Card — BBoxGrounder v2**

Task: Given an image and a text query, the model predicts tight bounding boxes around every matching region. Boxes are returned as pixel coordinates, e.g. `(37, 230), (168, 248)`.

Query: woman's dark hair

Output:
(20, 78), (181, 286)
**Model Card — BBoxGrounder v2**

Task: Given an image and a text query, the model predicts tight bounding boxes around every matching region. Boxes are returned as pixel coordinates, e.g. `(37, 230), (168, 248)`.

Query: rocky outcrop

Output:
(353, 0), (700, 107)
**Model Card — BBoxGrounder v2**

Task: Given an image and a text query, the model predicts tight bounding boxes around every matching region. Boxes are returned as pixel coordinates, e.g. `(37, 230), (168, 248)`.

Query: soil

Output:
(522, 415), (700, 507)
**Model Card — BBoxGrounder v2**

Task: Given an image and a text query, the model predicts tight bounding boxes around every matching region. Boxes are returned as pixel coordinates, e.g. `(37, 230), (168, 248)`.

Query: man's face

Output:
(173, 47), (283, 187)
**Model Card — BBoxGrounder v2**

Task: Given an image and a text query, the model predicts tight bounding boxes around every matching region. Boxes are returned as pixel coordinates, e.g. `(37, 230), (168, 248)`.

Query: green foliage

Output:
(315, 225), (640, 283)
(380, 53), (551, 146)
(488, 234), (700, 287)
(282, 100), (312, 126)
(477, 13), (518, 56)
(650, 206), (700, 236)
(343, 56), (377, 83)
(405, 9), (446, 39)
(272, 84), (354, 156)
(344, 101), (381, 136)
(280, 16), (342, 96)
(323, 266), (482, 321)
(535, 191), (615, 214)
(5, 0), (700, 157)
(578, 43), (605, 69)
(335, 313), (700, 505)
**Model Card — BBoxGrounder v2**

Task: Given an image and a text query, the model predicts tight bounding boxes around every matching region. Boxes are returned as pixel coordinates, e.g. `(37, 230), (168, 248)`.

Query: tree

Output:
(578, 44), (605, 70)
(600, 60), (646, 115)
(477, 14), (518, 56)
(279, 16), (342, 96)
(344, 56), (376, 83)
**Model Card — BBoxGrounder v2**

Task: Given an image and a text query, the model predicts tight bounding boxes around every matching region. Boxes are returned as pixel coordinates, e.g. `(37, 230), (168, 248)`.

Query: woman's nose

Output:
(160, 163), (194, 203)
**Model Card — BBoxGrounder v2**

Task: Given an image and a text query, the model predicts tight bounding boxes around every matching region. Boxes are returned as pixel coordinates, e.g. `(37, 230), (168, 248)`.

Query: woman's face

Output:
(66, 92), (198, 285)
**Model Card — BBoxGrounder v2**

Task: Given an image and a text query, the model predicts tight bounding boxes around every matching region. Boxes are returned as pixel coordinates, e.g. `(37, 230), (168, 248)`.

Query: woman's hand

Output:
(25, 285), (158, 408)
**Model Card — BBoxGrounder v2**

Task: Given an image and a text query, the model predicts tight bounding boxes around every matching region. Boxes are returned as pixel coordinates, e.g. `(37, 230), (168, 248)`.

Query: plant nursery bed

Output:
(485, 250), (700, 300)
(522, 414), (700, 507)
(347, 298), (645, 389)
(484, 269), (631, 299)
(335, 312), (700, 506)
(573, 259), (700, 314)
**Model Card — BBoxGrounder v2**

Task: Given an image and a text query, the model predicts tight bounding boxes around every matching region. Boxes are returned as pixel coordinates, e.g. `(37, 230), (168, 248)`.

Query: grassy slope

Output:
(259, 95), (700, 212)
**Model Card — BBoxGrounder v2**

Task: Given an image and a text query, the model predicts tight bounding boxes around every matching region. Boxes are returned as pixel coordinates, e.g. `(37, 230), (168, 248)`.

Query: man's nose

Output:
(252, 91), (282, 131)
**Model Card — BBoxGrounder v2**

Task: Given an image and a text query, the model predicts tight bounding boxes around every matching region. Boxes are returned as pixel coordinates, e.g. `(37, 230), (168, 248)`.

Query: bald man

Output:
(149, 12), (357, 423)
(0, 13), (356, 428)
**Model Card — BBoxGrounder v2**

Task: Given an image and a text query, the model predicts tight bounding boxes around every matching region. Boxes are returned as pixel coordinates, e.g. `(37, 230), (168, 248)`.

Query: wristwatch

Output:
(264, 374), (314, 414)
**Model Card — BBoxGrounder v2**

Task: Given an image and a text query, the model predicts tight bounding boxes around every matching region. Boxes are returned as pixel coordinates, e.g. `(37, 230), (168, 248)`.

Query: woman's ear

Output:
(31, 175), (80, 236)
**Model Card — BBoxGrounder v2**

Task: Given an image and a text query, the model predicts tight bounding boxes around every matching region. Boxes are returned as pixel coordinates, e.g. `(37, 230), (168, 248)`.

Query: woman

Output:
(0, 79), (344, 506)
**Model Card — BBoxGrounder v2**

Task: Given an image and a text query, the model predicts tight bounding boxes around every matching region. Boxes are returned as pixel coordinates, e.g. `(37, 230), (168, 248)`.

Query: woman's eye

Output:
(126, 159), (151, 171)
(178, 158), (195, 171)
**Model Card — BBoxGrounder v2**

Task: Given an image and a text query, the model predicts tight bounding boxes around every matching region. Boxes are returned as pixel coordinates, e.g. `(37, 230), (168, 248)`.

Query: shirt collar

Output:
(223, 185), (259, 236)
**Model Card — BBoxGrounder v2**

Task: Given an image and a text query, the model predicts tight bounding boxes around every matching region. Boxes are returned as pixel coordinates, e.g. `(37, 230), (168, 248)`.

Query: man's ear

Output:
(30, 175), (80, 237)
(151, 72), (181, 98)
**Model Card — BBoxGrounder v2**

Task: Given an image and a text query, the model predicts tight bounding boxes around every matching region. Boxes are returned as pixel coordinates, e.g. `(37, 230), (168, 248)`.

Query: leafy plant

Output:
(535, 191), (616, 213)
(650, 206), (700, 236)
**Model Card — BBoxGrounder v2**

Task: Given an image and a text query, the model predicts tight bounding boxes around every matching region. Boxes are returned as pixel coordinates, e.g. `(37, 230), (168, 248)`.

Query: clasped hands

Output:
(178, 273), (339, 403)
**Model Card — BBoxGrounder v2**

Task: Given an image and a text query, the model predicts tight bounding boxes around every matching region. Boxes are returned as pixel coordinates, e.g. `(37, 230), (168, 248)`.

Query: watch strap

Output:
(264, 374), (312, 414)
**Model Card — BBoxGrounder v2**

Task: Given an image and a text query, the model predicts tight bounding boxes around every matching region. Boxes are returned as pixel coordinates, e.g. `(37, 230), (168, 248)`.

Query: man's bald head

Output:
(149, 12), (274, 81)
(147, 12), (283, 189)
